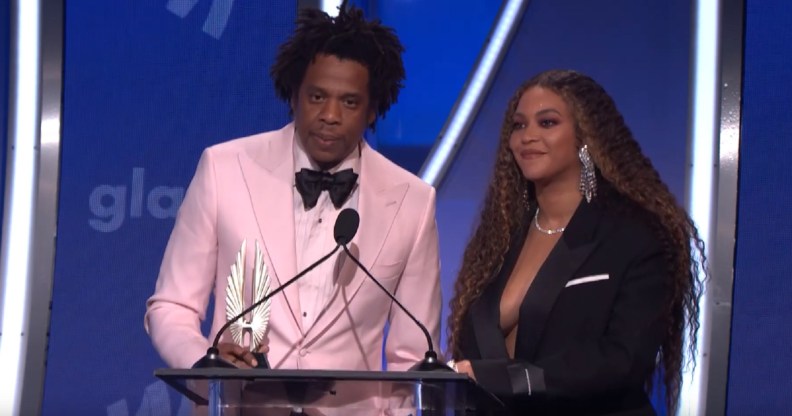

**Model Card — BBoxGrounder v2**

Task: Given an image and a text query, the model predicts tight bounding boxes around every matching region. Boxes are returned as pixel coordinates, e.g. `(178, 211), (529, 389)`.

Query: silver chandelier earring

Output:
(578, 145), (597, 202)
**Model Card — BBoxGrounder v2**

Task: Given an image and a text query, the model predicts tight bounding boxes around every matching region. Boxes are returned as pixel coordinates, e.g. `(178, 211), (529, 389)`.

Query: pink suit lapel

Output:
(356, 144), (407, 272)
(237, 123), (304, 335)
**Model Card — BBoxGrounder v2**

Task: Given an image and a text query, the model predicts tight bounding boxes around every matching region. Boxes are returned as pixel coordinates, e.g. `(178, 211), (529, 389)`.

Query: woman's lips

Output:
(519, 149), (545, 159)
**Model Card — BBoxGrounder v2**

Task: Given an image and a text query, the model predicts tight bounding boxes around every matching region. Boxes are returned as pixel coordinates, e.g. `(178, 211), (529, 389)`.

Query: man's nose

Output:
(319, 100), (341, 124)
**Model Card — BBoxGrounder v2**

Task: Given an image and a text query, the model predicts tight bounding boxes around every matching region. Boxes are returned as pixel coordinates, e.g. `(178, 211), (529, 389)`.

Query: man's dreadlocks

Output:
(270, 3), (406, 128)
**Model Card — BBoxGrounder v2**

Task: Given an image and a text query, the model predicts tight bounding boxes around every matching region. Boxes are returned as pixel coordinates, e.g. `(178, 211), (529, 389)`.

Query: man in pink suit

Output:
(144, 5), (441, 371)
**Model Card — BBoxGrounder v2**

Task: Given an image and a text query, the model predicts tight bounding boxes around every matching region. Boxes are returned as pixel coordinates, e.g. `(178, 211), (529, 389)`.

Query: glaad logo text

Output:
(89, 168), (185, 232)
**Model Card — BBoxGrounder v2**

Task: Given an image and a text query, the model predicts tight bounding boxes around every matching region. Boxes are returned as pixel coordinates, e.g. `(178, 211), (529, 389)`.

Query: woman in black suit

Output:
(447, 70), (706, 415)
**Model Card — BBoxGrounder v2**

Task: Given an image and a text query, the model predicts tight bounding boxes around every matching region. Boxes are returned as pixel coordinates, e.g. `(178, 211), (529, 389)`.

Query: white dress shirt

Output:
(292, 136), (360, 331)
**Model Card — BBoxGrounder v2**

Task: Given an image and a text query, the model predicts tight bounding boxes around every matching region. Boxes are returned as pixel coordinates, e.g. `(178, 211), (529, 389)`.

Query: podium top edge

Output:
(154, 368), (470, 382)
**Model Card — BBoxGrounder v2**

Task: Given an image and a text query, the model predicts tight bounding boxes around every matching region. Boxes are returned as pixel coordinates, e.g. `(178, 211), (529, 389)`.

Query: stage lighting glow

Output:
(321, 0), (342, 17)
(0, 2), (42, 415)
(679, 0), (720, 414)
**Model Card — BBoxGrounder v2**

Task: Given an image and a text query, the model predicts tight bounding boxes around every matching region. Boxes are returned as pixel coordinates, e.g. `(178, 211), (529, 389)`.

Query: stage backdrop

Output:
(41, 2), (293, 414)
(727, 0), (792, 413)
(372, 0), (500, 173)
(39, 1), (697, 414)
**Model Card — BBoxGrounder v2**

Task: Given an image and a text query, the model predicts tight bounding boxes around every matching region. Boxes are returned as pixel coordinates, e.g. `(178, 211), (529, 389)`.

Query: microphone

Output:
(335, 209), (452, 372)
(334, 206), (359, 245)
(192, 210), (360, 369)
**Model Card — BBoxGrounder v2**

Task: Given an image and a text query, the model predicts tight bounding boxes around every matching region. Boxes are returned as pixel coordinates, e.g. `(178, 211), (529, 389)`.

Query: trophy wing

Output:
(251, 241), (271, 350)
(225, 239), (247, 346)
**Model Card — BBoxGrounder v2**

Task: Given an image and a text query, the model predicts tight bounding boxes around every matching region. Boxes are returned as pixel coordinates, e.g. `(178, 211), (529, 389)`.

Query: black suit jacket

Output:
(459, 200), (668, 415)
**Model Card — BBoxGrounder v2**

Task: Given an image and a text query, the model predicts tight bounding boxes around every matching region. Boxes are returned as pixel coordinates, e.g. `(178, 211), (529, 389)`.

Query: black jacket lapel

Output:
(469, 292), (508, 359)
(515, 201), (608, 360)
(470, 216), (531, 359)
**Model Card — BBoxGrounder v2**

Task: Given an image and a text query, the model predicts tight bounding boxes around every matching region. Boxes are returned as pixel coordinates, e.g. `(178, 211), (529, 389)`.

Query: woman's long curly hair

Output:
(447, 70), (706, 412)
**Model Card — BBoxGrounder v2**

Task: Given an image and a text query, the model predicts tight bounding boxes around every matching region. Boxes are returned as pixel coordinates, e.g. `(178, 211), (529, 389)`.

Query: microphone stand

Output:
(341, 244), (453, 372)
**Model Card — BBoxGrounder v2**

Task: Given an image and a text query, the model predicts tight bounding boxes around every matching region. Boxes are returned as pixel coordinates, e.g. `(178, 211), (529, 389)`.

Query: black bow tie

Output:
(295, 168), (358, 209)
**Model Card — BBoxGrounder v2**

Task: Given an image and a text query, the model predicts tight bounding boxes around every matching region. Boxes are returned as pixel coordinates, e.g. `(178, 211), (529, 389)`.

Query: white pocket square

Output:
(565, 274), (610, 288)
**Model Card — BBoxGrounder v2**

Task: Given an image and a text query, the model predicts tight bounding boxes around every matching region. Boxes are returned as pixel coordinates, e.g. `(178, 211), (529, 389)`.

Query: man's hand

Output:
(217, 342), (269, 368)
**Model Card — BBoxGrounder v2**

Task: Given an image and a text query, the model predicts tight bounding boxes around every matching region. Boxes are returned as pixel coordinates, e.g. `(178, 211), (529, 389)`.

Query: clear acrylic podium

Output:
(155, 368), (506, 415)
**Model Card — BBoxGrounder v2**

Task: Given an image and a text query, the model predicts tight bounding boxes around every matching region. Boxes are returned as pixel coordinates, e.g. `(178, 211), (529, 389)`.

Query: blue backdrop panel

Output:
(434, 1), (690, 413)
(727, 1), (792, 413)
(373, 0), (501, 173)
(42, 1), (293, 414)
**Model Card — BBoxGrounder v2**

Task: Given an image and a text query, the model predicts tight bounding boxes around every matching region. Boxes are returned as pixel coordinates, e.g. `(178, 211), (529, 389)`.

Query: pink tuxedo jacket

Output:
(144, 123), (441, 371)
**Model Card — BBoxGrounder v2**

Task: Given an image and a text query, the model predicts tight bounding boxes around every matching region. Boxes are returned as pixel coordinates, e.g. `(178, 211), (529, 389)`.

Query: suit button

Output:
(299, 348), (308, 357)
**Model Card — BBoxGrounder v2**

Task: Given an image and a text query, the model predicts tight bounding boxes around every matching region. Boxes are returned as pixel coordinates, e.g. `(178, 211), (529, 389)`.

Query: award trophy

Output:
(225, 239), (271, 368)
